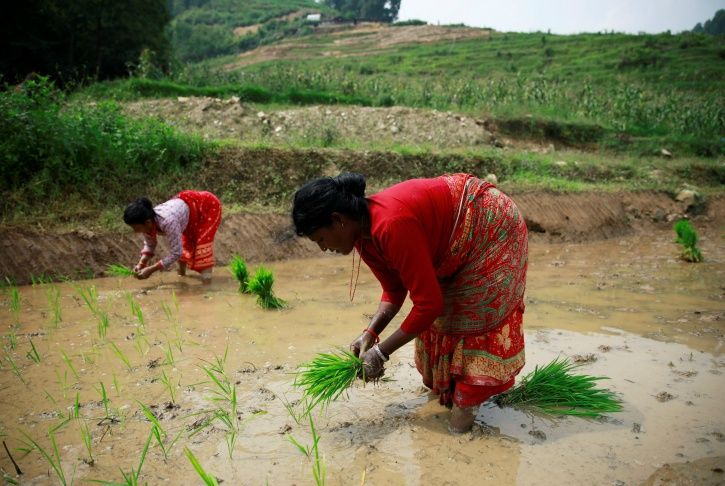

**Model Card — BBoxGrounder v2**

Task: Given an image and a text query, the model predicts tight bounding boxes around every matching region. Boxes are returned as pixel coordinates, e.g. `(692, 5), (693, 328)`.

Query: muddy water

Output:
(0, 228), (722, 485)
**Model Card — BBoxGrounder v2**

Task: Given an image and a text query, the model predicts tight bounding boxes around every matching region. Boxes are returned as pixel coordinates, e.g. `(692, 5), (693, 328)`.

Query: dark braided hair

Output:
(123, 197), (156, 225)
(292, 173), (368, 236)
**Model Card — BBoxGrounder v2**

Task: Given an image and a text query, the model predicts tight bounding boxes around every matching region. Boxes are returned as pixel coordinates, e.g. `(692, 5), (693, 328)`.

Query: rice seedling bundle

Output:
(294, 349), (363, 414)
(229, 255), (251, 293)
(247, 266), (286, 309)
(106, 264), (135, 277)
(673, 219), (703, 262)
(495, 357), (623, 417)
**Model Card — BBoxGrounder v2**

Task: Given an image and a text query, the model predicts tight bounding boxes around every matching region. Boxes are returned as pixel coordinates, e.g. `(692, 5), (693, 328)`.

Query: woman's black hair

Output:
(292, 172), (368, 236)
(123, 197), (156, 225)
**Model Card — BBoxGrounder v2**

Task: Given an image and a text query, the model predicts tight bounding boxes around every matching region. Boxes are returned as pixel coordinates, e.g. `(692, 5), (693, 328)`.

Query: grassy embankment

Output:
(3, 29), (724, 230)
(86, 29), (725, 156)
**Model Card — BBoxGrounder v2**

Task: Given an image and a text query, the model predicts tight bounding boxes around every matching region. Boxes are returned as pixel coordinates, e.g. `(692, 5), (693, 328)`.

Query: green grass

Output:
(294, 349), (363, 415)
(496, 357), (623, 417)
(247, 266), (286, 309)
(175, 29), (724, 156)
(0, 77), (212, 225)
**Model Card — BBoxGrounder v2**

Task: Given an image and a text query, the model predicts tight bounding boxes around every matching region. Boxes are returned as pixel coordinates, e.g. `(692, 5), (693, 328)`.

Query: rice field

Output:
(0, 228), (723, 485)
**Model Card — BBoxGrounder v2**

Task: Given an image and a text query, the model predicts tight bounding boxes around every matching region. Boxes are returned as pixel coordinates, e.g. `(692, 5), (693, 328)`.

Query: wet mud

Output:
(0, 227), (723, 485)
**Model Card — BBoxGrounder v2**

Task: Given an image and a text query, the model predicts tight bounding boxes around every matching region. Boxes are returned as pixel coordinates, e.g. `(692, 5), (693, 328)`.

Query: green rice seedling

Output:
(247, 266), (286, 309)
(2, 472), (18, 485)
(5, 351), (26, 385)
(286, 433), (311, 458)
(106, 264), (135, 277)
(60, 349), (80, 380)
(309, 415), (325, 486)
(495, 357), (623, 417)
(76, 285), (99, 315)
(45, 285), (62, 328)
(56, 369), (70, 398)
(20, 430), (70, 485)
(161, 301), (174, 322)
(125, 293), (145, 329)
(97, 311), (110, 340)
(26, 338), (41, 363)
(94, 382), (112, 421)
(45, 389), (58, 405)
(109, 341), (133, 371)
(184, 447), (219, 486)
(674, 219), (703, 263)
(79, 420), (95, 466)
(49, 416), (71, 435)
(106, 428), (153, 486)
(72, 392), (81, 419)
(214, 408), (238, 459)
(8, 284), (21, 324)
(229, 255), (251, 293)
(132, 331), (149, 357)
(113, 374), (122, 396)
(294, 349), (364, 415)
(138, 402), (183, 460)
(160, 370), (178, 404)
(162, 343), (175, 367)
(5, 330), (18, 350)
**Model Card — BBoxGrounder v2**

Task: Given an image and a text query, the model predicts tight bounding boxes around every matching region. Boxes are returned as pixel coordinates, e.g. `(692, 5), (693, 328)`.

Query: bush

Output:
(0, 77), (210, 215)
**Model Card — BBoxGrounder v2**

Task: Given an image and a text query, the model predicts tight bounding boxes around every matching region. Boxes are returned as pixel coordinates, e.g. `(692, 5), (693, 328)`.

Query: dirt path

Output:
(2, 191), (721, 285)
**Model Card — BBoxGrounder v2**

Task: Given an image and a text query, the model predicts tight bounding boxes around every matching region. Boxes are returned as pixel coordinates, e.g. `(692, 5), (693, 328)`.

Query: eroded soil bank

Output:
(2, 190), (721, 285)
(0, 226), (723, 485)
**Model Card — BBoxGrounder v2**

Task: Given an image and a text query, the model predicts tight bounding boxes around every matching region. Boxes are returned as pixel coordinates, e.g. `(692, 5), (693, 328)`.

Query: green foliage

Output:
(1, 0), (171, 83)
(294, 348), (363, 414)
(692, 9), (725, 35)
(247, 266), (286, 309)
(496, 357), (623, 417)
(324, 0), (400, 22)
(674, 219), (704, 262)
(170, 0), (330, 62)
(229, 255), (251, 293)
(0, 77), (210, 220)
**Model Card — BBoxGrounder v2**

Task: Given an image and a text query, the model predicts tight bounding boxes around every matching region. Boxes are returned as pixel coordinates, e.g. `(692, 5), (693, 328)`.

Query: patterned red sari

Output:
(414, 175), (528, 408)
(176, 191), (222, 272)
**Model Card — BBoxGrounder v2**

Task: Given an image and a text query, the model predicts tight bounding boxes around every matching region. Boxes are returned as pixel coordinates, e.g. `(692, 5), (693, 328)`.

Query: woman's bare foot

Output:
(448, 405), (477, 434)
(178, 262), (187, 276)
(200, 268), (212, 285)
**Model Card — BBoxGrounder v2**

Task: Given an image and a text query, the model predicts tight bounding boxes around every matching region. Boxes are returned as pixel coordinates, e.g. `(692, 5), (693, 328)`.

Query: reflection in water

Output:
(0, 229), (722, 485)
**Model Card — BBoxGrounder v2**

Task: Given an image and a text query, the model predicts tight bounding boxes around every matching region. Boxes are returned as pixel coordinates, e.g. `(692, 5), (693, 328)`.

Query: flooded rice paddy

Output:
(0, 228), (723, 485)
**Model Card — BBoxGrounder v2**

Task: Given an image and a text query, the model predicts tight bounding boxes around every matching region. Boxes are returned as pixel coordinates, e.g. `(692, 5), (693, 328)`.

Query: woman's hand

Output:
(135, 264), (157, 280)
(359, 345), (388, 382)
(134, 256), (150, 273)
(350, 331), (377, 358)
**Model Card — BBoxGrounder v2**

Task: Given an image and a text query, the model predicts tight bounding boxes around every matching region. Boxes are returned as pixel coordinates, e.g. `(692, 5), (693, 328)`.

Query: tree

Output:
(0, 0), (171, 84)
(324, 0), (401, 22)
(692, 9), (725, 35)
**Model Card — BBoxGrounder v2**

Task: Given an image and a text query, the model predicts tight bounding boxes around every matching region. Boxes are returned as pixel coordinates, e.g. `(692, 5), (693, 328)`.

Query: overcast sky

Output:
(397, 0), (724, 34)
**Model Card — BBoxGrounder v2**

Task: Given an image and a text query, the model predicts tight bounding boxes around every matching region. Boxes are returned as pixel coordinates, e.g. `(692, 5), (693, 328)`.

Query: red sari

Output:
(419, 176), (527, 407)
(361, 174), (527, 408)
(176, 191), (222, 272)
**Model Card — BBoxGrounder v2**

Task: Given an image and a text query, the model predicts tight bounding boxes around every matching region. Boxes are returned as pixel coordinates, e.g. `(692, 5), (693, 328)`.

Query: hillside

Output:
(170, 0), (333, 62)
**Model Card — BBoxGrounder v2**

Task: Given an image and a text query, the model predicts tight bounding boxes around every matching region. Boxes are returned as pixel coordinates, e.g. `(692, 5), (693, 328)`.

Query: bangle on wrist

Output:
(371, 344), (389, 362)
(362, 327), (380, 343)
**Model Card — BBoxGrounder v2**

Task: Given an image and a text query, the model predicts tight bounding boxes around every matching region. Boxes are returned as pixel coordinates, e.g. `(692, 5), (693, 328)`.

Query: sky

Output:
(397, 0), (725, 34)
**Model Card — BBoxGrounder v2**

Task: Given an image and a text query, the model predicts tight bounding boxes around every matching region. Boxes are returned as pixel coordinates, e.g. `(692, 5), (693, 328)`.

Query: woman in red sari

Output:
(292, 173), (527, 433)
(123, 191), (222, 284)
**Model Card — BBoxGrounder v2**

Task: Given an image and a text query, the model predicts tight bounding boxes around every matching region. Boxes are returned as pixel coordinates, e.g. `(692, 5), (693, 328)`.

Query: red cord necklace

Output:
(349, 239), (362, 302)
